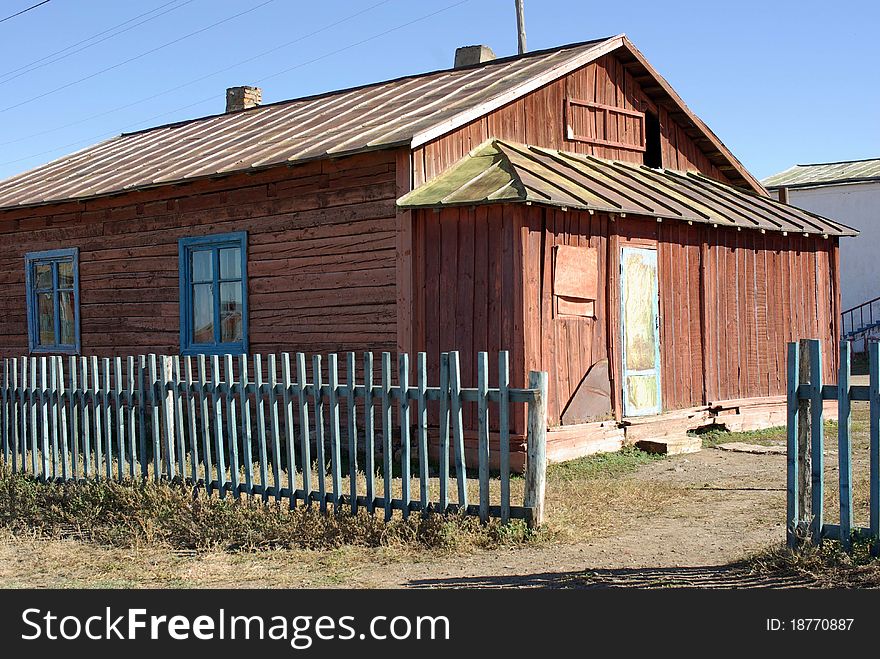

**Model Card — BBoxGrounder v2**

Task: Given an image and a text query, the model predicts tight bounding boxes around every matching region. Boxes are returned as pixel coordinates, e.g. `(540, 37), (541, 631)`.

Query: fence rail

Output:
(786, 338), (879, 552)
(0, 350), (548, 527)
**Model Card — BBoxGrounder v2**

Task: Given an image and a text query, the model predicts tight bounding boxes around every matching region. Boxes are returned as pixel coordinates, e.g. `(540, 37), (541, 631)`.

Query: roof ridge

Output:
(796, 157), (880, 167)
(119, 36), (618, 139)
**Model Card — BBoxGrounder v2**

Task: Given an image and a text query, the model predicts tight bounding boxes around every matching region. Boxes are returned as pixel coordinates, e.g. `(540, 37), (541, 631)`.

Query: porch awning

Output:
(397, 140), (857, 237)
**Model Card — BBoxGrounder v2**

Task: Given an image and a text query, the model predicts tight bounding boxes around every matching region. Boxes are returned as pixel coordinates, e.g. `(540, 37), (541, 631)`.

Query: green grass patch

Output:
(0, 468), (537, 553)
(547, 446), (664, 482)
(692, 420), (842, 449)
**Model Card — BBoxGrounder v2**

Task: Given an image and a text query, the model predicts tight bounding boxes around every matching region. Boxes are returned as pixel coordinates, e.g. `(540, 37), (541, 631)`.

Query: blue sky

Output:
(0, 0), (876, 181)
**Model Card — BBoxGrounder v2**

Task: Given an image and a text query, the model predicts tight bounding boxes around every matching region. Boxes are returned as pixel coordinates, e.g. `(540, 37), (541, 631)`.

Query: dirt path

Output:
(0, 446), (802, 589)
(389, 448), (794, 588)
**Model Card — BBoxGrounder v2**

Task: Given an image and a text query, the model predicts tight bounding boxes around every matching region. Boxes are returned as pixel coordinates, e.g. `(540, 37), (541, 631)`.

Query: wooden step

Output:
(634, 434), (702, 456)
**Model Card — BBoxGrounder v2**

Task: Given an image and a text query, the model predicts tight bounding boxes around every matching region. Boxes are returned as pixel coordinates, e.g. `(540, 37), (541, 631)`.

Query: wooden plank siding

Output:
(0, 149), (402, 358)
(415, 203), (840, 434)
(412, 53), (732, 188)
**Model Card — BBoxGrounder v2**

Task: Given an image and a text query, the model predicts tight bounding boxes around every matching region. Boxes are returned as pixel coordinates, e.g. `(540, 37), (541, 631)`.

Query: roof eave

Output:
(0, 140), (411, 214)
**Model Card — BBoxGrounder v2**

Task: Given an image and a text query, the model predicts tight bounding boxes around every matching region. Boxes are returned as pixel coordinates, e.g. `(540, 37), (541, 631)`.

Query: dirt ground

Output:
(0, 433), (810, 589)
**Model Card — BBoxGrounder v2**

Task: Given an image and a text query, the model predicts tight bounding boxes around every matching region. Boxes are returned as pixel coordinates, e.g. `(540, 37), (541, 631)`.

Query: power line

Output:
(0, 0), (472, 170)
(0, 0), (51, 25)
(0, 0), (395, 148)
(0, 0), (196, 85)
(0, 0), (277, 114)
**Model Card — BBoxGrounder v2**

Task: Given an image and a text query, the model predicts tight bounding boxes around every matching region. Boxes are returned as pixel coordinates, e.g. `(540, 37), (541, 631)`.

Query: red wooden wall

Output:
(414, 204), (841, 429)
(412, 52), (733, 188)
(0, 150), (401, 358)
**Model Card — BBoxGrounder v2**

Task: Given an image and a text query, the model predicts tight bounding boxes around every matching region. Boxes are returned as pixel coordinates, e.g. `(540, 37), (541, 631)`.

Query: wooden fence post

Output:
(797, 339), (812, 534)
(808, 338), (824, 545)
(524, 370), (548, 528)
(786, 341), (800, 548)
(839, 340), (853, 550)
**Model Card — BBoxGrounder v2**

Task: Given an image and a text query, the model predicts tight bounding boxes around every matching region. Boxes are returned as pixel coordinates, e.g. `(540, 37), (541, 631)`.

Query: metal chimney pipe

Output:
(515, 0), (527, 54)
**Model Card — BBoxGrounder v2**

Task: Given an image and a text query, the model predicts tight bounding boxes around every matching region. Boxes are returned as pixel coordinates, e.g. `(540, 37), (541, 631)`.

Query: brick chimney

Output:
(454, 45), (496, 68)
(225, 86), (262, 112)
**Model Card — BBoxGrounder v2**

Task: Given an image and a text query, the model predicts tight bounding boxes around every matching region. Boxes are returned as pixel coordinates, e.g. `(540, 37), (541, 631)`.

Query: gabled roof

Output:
(0, 34), (763, 211)
(398, 140), (857, 237)
(763, 158), (880, 189)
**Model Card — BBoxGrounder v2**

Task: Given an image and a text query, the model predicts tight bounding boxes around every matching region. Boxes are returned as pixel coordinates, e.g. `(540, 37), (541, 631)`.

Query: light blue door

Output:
(620, 247), (662, 417)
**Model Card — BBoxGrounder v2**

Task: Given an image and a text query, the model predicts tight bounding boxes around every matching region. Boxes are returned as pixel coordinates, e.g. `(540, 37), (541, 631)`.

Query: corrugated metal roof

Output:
(398, 140), (858, 237)
(0, 37), (622, 210)
(763, 158), (880, 188)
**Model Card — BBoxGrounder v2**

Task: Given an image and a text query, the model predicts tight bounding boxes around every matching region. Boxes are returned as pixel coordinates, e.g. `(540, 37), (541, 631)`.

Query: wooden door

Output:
(620, 246), (661, 416)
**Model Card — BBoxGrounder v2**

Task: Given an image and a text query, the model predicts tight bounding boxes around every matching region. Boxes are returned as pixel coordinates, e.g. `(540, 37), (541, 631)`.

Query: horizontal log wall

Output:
(413, 53), (732, 187)
(0, 150), (401, 357)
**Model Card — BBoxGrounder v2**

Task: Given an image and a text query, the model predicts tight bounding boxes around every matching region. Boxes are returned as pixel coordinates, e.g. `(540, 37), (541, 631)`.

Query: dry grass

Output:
(0, 468), (535, 553)
(746, 542), (880, 588)
(0, 444), (688, 588)
(542, 447), (685, 542)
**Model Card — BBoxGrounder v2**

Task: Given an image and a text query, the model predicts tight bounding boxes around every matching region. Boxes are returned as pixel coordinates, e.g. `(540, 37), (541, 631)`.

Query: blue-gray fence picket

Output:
(787, 339), (880, 553)
(0, 350), (548, 527)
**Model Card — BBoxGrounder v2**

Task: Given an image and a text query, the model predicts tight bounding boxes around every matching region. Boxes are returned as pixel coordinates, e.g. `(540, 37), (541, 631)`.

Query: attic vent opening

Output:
(644, 111), (661, 168)
(564, 98), (646, 152)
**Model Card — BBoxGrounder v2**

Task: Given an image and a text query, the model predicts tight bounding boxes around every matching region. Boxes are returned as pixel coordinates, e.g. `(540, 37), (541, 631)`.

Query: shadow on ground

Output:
(408, 565), (817, 589)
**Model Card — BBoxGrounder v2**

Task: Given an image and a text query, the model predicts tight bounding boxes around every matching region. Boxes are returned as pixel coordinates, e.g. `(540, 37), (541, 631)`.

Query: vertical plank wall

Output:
(414, 204), (526, 441)
(412, 53), (733, 188)
(0, 150), (402, 358)
(416, 203), (839, 428)
(521, 207), (610, 426)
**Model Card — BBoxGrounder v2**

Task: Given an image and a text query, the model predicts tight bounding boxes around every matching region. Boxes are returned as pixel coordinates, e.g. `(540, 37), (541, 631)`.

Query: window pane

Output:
(59, 291), (75, 345)
(220, 282), (243, 343)
(191, 250), (213, 283)
(38, 293), (55, 346)
(57, 261), (74, 289)
(35, 263), (52, 289)
(192, 283), (214, 344)
(219, 247), (241, 280)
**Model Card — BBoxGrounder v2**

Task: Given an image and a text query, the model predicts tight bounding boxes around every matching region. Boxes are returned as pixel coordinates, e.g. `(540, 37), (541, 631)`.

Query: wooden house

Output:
(0, 34), (855, 465)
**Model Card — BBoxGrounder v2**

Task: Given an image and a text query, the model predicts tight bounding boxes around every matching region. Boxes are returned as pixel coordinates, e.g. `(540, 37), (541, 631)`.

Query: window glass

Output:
(219, 247), (241, 279)
(192, 284), (214, 344)
(57, 262), (74, 289)
(191, 250), (213, 283)
(180, 234), (247, 354)
(59, 291), (75, 345)
(35, 264), (52, 289)
(220, 282), (243, 342)
(26, 249), (79, 354)
(38, 293), (55, 345)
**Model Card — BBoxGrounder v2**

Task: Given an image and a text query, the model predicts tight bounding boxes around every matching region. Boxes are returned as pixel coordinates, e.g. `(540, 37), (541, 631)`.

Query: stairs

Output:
(842, 295), (880, 342)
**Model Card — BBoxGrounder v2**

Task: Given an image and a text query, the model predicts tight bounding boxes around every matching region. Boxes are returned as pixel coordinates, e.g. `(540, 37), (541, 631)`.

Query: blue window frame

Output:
(25, 248), (81, 354)
(179, 232), (248, 355)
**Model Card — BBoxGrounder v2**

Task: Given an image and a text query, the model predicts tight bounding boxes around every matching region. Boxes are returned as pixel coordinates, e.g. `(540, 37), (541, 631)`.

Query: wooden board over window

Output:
(565, 98), (646, 152)
(554, 244), (598, 317)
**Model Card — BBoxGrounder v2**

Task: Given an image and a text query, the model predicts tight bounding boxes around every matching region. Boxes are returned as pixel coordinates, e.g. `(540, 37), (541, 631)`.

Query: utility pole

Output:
(515, 0), (527, 54)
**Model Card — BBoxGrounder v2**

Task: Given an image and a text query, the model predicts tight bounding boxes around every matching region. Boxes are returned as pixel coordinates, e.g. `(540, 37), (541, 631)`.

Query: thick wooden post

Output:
(786, 342), (800, 548)
(524, 370), (547, 528)
(797, 339), (812, 529)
